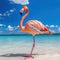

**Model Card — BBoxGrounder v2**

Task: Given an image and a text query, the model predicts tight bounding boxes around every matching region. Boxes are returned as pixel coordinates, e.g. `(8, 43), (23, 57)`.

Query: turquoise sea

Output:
(0, 35), (60, 55)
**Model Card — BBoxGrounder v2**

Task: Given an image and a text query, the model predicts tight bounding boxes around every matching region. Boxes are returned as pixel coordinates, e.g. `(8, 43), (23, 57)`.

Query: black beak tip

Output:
(20, 12), (22, 16)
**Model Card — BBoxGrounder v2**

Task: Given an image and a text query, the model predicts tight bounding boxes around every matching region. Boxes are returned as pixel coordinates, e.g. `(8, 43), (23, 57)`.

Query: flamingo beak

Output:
(20, 12), (22, 16)
(20, 8), (24, 16)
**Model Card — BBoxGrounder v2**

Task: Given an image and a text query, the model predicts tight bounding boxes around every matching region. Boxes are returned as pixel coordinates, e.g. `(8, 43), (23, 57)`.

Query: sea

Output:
(0, 34), (60, 55)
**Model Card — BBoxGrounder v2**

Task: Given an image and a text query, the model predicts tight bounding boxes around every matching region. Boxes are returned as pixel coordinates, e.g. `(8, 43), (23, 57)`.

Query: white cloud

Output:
(6, 25), (20, 31)
(13, 25), (20, 30)
(46, 24), (59, 28)
(0, 9), (15, 17)
(7, 25), (14, 31)
(56, 25), (58, 27)
(7, 13), (10, 16)
(0, 14), (2, 16)
(9, 0), (29, 5)
(0, 14), (4, 19)
(46, 25), (49, 27)
(10, 10), (14, 12)
(17, 25), (19, 28)
(3, 13), (7, 16)
(0, 24), (5, 27)
(10, 8), (15, 12)
(50, 30), (56, 33)
(0, 12), (10, 16)
(50, 25), (55, 28)
(58, 27), (60, 32)
(3, 9), (15, 16)
(0, 24), (3, 26)
(3, 11), (10, 16)
(45, 24), (55, 28)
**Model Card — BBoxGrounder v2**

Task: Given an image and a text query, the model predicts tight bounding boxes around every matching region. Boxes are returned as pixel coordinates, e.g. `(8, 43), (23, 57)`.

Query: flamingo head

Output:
(20, 6), (28, 15)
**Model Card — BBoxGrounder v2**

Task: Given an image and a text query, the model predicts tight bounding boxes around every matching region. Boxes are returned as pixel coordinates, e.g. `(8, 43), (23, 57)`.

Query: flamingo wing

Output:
(25, 20), (49, 35)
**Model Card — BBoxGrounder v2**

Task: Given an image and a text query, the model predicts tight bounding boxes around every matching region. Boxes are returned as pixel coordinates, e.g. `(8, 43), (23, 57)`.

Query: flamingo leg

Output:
(30, 36), (35, 55)
(24, 36), (35, 59)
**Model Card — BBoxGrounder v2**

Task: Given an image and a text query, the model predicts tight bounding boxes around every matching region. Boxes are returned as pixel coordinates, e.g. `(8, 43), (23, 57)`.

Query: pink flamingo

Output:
(19, 6), (51, 59)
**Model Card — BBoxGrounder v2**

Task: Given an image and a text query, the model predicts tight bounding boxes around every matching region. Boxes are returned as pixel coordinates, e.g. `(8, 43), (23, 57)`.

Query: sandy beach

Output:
(0, 47), (60, 60)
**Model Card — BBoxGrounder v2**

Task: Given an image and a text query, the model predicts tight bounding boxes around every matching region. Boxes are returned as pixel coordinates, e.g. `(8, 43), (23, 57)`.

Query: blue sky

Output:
(0, 0), (60, 34)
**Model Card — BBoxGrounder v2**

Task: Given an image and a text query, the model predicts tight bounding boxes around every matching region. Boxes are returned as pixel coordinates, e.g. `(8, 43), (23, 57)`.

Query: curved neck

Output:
(20, 9), (29, 31)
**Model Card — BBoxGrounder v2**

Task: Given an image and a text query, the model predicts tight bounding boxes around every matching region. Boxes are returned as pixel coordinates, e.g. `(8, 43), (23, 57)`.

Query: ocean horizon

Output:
(0, 33), (60, 36)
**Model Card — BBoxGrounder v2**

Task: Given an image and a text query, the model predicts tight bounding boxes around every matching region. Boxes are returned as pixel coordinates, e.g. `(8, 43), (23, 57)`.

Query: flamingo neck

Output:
(20, 9), (29, 31)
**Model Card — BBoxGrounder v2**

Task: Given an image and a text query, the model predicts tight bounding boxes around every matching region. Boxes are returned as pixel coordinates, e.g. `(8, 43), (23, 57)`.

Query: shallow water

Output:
(0, 35), (60, 55)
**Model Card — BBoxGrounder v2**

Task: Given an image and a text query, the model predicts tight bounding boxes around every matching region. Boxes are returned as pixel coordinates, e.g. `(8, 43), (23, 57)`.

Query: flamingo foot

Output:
(24, 55), (34, 59)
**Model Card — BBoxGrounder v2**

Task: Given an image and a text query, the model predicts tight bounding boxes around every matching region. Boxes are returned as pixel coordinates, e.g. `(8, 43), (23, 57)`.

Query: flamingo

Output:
(19, 6), (51, 59)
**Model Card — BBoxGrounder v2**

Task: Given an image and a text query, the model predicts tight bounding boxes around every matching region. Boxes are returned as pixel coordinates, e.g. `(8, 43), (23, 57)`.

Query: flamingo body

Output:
(24, 20), (48, 35)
